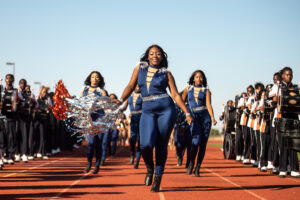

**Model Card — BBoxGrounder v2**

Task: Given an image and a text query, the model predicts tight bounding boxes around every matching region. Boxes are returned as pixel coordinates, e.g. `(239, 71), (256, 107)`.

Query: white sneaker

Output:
(28, 156), (34, 160)
(241, 156), (244, 161)
(291, 171), (300, 178)
(8, 159), (14, 164)
(42, 156), (48, 160)
(56, 148), (61, 153)
(15, 154), (20, 162)
(243, 159), (251, 164)
(37, 153), (42, 158)
(236, 155), (241, 161)
(3, 158), (8, 164)
(251, 159), (255, 164)
(21, 155), (28, 163)
(0, 159), (3, 165)
(260, 166), (267, 172)
(279, 171), (287, 178)
(73, 144), (80, 149)
(267, 161), (274, 170)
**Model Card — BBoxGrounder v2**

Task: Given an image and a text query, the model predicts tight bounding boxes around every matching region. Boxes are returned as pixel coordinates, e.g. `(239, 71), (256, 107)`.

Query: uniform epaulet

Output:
(188, 85), (193, 91)
(138, 61), (148, 69)
(158, 67), (168, 73)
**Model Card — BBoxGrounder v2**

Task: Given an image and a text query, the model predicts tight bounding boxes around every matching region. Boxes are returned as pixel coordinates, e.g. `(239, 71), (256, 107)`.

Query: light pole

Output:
(6, 62), (15, 77)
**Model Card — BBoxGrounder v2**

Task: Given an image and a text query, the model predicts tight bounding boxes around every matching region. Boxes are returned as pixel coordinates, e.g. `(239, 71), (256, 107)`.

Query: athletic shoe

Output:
(250, 159), (255, 164)
(36, 153), (42, 158)
(279, 171), (287, 178)
(241, 156), (244, 161)
(267, 161), (274, 170)
(3, 158), (8, 164)
(236, 155), (241, 161)
(8, 159), (14, 164)
(291, 171), (300, 178)
(0, 159), (3, 165)
(243, 159), (251, 164)
(21, 155), (28, 163)
(270, 167), (279, 175)
(42, 156), (49, 160)
(260, 166), (267, 172)
(51, 149), (57, 154)
(15, 154), (20, 162)
(28, 156), (34, 160)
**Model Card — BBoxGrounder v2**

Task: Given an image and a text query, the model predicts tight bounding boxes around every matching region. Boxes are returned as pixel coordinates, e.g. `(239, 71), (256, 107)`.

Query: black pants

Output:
(0, 119), (6, 156)
(235, 125), (244, 156)
(255, 130), (261, 162)
(242, 126), (251, 159)
(277, 130), (299, 172)
(4, 119), (17, 159)
(29, 119), (49, 156)
(17, 114), (31, 155)
(260, 122), (271, 167)
(270, 126), (279, 167)
(250, 128), (257, 161)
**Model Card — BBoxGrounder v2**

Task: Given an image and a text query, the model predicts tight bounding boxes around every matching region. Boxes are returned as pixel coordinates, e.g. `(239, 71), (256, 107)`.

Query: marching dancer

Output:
(81, 71), (106, 174)
(120, 44), (193, 192)
(121, 85), (143, 168)
(182, 70), (217, 176)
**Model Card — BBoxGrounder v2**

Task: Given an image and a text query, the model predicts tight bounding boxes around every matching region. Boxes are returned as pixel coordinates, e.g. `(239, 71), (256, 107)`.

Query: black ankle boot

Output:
(194, 166), (200, 177)
(130, 155), (134, 165)
(92, 165), (100, 174)
(84, 163), (92, 173)
(144, 168), (154, 186)
(150, 175), (162, 192)
(177, 156), (183, 166)
(187, 162), (194, 175)
(134, 161), (139, 169)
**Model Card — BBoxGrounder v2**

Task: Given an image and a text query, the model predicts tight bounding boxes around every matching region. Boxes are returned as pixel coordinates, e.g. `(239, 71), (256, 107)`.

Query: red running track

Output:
(0, 143), (299, 200)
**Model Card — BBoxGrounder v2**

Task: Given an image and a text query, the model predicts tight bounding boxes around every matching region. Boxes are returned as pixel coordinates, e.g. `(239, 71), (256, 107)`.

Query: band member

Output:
(17, 79), (34, 162)
(269, 72), (281, 174)
(30, 86), (52, 160)
(82, 71), (106, 174)
(270, 67), (300, 178)
(238, 86), (254, 164)
(235, 94), (245, 161)
(121, 85), (143, 168)
(182, 70), (217, 176)
(252, 82), (264, 168)
(119, 45), (193, 192)
(259, 83), (272, 172)
(1, 74), (18, 164)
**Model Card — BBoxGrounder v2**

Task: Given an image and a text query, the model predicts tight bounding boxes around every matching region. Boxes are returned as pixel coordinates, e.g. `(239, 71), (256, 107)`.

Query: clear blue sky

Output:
(1, 0), (300, 130)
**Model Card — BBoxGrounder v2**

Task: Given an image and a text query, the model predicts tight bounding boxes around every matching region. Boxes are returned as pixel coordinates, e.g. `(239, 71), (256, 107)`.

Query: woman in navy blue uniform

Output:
(182, 70), (217, 177)
(81, 71), (106, 174)
(121, 85), (143, 168)
(120, 45), (193, 192)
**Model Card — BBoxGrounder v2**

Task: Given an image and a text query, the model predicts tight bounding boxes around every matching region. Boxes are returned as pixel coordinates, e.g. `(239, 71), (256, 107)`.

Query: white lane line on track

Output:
(204, 168), (266, 200)
(159, 191), (166, 200)
(287, 178), (300, 183)
(2, 158), (66, 178)
(50, 173), (90, 199)
(50, 148), (123, 199)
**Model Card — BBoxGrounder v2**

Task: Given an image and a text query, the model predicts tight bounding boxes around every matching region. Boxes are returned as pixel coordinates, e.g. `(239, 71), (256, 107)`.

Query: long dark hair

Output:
(84, 71), (105, 89)
(140, 44), (168, 68)
(188, 70), (207, 87)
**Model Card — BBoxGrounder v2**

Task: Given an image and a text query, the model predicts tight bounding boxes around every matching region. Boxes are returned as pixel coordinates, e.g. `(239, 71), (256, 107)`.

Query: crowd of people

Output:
(0, 73), (132, 171)
(220, 66), (300, 178)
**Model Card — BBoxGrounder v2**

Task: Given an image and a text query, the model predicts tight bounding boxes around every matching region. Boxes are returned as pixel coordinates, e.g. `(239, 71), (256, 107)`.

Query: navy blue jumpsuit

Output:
(82, 86), (104, 167)
(138, 63), (176, 176)
(187, 85), (212, 168)
(128, 92), (143, 163)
